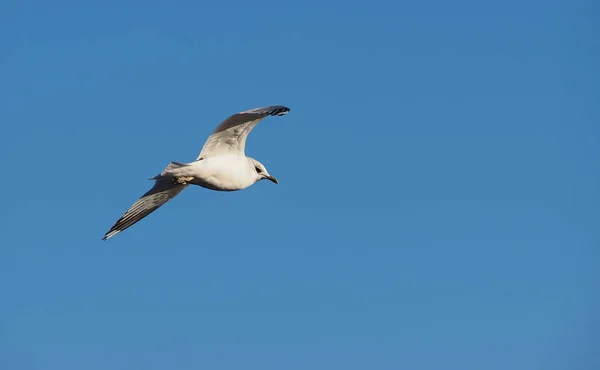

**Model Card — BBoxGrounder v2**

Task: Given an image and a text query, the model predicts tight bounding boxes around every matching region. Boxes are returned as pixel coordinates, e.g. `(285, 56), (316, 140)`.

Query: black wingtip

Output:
(269, 106), (290, 116)
(241, 105), (290, 117)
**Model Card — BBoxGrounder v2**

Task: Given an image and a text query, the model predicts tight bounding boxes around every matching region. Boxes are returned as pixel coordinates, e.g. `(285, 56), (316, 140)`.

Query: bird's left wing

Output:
(103, 179), (187, 240)
(197, 105), (290, 159)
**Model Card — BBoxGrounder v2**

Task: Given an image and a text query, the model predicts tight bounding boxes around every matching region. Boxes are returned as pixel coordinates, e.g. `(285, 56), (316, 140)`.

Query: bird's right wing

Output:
(197, 105), (290, 159)
(103, 179), (187, 240)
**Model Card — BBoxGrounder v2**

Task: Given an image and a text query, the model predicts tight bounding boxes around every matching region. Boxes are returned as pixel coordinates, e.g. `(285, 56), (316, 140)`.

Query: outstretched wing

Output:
(197, 105), (290, 159)
(102, 180), (187, 240)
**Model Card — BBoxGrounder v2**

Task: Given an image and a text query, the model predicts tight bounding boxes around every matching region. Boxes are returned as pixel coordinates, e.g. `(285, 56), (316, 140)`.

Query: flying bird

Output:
(102, 105), (290, 240)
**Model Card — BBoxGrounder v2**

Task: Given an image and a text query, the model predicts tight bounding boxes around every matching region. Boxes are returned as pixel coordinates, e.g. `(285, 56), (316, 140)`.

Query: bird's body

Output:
(155, 155), (259, 191)
(102, 105), (289, 241)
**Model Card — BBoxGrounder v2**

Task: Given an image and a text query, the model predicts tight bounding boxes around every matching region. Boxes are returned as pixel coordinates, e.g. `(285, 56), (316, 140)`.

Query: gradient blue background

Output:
(1, 1), (598, 369)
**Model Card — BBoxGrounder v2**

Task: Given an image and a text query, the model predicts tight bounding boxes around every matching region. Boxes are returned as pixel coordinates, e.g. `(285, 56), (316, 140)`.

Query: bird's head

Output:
(250, 158), (278, 184)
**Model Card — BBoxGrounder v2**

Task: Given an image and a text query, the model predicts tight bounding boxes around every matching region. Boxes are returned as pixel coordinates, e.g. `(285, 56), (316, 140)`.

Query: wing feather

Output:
(197, 105), (289, 159)
(102, 180), (187, 240)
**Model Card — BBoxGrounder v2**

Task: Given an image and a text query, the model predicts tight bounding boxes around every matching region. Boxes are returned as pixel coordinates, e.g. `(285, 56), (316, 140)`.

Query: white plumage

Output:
(102, 105), (290, 241)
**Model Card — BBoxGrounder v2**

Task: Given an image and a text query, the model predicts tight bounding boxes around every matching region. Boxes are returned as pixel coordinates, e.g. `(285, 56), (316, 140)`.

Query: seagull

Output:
(102, 105), (290, 241)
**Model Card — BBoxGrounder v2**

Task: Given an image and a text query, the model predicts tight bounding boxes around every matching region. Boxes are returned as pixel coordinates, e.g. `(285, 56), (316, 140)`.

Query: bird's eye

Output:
(255, 166), (262, 173)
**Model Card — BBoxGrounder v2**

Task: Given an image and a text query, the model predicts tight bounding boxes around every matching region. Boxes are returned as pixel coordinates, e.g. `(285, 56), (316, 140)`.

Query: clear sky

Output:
(0, 1), (598, 369)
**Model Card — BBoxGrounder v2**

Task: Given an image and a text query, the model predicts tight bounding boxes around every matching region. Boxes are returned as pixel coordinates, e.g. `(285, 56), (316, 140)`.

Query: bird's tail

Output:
(148, 161), (190, 180)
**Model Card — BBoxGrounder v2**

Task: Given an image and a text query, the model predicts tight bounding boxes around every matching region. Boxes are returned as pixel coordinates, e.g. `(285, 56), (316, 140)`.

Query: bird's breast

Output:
(188, 156), (255, 191)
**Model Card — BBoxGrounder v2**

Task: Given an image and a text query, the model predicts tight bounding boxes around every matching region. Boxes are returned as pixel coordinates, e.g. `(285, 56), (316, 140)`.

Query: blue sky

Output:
(0, 0), (598, 369)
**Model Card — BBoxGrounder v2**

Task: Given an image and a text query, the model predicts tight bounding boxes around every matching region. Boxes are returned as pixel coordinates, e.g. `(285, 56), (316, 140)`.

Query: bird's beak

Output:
(265, 175), (279, 184)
